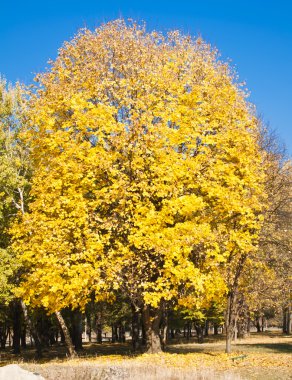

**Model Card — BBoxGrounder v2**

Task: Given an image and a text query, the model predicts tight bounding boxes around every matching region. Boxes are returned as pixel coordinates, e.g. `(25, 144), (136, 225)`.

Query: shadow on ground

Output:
(1, 332), (291, 364)
(235, 342), (292, 354)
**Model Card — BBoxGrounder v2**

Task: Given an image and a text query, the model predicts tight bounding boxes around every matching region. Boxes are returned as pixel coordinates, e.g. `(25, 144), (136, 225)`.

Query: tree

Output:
(0, 77), (46, 357)
(254, 127), (291, 335)
(248, 129), (292, 335)
(0, 78), (28, 301)
(225, 126), (292, 345)
(0, 78), (29, 354)
(12, 20), (267, 353)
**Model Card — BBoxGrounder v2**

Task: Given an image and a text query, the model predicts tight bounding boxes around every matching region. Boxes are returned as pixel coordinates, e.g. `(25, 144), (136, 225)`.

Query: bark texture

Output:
(142, 304), (163, 353)
(55, 311), (76, 357)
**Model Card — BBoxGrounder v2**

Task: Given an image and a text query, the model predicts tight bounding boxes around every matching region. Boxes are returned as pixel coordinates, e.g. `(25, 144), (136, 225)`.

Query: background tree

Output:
(0, 78), (28, 298)
(226, 126), (292, 343)
(0, 77), (32, 354)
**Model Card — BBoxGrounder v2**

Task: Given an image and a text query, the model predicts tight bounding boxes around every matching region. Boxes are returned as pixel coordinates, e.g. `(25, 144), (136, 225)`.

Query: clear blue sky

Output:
(1, 0), (291, 155)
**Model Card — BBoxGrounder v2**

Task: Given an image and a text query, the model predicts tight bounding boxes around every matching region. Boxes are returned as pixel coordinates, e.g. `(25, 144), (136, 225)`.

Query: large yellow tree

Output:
(12, 20), (266, 353)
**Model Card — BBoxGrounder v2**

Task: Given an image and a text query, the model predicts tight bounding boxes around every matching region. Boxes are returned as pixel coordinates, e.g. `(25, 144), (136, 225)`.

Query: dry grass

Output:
(22, 361), (243, 380)
(1, 331), (291, 379)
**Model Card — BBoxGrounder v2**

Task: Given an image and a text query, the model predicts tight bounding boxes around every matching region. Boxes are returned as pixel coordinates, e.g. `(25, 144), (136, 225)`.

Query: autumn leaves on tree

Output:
(1, 20), (289, 354)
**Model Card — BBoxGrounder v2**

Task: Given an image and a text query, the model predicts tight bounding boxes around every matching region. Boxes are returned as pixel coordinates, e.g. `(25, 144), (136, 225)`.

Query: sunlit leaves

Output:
(11, 20), (267, 314)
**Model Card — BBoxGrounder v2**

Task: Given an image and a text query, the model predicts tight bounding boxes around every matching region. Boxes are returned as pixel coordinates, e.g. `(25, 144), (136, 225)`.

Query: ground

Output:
(0, 331), (291, 379)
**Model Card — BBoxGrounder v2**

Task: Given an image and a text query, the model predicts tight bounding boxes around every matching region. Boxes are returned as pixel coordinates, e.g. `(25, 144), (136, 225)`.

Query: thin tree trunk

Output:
(8, 328), (12, 347)
(183, 324), (187, 338)
(60, 325), (65, 343)
(214, 324), (219, 335)
(141, 317), (146, 346)
(187, 322), (191, 341)
(255, 317), (261, 332)
(194, 323), (204, 343)
(111, 323), (118, 343)
(170, 328), (175, 339)
(55, 329), (59, 344)
(225, 255), (247, 354)
(85, 311), (92, 342)
(20, 300), (42, 358)
(21, 324), (27, 348)
(131, 304), (140, 351)
(0, 322), (8, 349)
(83, 315), (88, 342)
(118, 323), (125, 343)
(95, 310), (103, 344)
(12, 300), (22, 354)
(55, 311), (76, 357)
(247, 316), (251, 336)
(161, 308), (168, 350)
(204, 320), (209, 336)
(288, 305), (292, 334)
(233, 319), (238, 342)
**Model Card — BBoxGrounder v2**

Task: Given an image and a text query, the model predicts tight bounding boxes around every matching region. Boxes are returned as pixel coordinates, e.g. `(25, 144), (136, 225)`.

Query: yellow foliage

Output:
(11, 20), (267, 313)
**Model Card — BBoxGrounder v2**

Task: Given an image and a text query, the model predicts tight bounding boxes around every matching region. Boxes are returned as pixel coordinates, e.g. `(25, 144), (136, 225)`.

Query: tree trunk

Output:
(21, 324), (27, 348)
(214, 324), (219, 335)
(233, 320), (238, 342)
(204, 320), (209, 336)
(288, 305), (292, 334)
(261, 316), (265, 332)
(111, 323), (118, 343)
(70, 310), (83, 351)
(55, 329), (59, 344)
(85, 311), (92, 342)
(226, 326), (232, 354)
(55, 311), (76, 357)
(83, 315), (88, 343)
(225, 254), (246, 354)
(142, 304), (163, 353)
(161, 308), (168, 350)
(20, 300), (42, 358)
(95, 310), (103, 344)
(8, 328), (11, 347)
(225, 290), (238, 354)
(60, 325), (65, 343)
(48, 323), (56, 346)
(141, 317), (146, 346)
(283, 305), (292, 334)
(12, 300), (22, 354)
(131, 304), (140, 351)
(255, 316), (261, 332)
(194, 323), (204, 343)
(247, 316), (251, 336)
(0, 322), (8, 349)
(237, 320), (247, 339)
(170, 328), (175, 339)
(183, 324), (187, 338)
(187, 322), (192, 341)
(118, 323), (125, 343)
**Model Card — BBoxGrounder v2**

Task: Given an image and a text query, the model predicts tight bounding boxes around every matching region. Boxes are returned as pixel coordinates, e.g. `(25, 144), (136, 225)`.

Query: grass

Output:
(0, 331), (291, 379)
